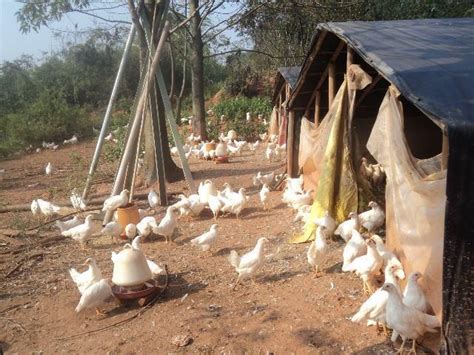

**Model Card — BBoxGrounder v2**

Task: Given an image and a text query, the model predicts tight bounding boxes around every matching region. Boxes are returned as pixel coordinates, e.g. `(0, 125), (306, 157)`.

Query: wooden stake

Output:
(328, 62), (335, 109)
(347, 46), (354, 99)
(314, 90), (321, 126)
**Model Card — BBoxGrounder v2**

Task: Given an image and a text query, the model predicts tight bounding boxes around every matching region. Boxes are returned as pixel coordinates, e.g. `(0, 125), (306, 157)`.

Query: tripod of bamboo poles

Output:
(81, 0), (196, 225)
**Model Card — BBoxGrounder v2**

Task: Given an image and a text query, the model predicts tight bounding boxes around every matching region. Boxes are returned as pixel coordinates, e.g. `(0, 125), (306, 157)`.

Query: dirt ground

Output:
(0, 140), (401, 354)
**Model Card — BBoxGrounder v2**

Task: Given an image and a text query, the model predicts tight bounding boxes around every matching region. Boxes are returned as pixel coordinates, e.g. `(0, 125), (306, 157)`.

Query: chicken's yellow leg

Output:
(396, 338), (406, 354)
(407, 339), (417, 355)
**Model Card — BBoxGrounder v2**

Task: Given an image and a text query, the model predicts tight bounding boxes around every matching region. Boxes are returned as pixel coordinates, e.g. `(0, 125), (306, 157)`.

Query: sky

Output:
(0, 1), (247, 64)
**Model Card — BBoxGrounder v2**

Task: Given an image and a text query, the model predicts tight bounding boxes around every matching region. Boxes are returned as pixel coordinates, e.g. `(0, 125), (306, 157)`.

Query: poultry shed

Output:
(270, 66), (301, 145)
(286, 18), (473, 353)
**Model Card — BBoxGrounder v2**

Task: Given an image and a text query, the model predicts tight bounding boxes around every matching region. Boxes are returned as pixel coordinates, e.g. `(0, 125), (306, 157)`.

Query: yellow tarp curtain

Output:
(291, 78), (358, 243)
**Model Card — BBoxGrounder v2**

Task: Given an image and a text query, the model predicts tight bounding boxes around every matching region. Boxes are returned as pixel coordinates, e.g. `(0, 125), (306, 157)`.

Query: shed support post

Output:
(442, 134), (449, 170)
(314, 90), (321, 126)
(328, 62), (335, 108)
(287, 110), (296, 177)
(347, 46), (354, 99)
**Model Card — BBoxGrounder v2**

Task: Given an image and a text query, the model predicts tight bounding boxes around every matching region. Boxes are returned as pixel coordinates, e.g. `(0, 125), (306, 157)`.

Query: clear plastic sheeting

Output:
(268, 106), (279, 137)
(367, 86), (446, 321)
(292, 78), (358, 243)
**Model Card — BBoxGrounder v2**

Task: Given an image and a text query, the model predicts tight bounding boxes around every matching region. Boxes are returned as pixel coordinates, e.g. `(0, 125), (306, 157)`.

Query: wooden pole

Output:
(287, 110), (296, 177)
(314, 90), (321, 126)
(103, 22), (171, 225)
(328, 62), (336, 109)
(347, 46), (354, 100)
(441, 133), (449, 170)
(303, 40), (345, 113)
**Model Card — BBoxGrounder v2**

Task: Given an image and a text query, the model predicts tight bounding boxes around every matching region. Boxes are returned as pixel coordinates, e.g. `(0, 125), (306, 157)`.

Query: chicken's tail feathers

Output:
(55, 220), (66, 232)
(61, 230), (71, 237)
(228, 250), (240, 268)
(341, 261), (353, 272)
(190, 236), (200, 245)
(422, 314), (440, 330)
(350, 311), (365, 323)
(69, 268), (80, 283)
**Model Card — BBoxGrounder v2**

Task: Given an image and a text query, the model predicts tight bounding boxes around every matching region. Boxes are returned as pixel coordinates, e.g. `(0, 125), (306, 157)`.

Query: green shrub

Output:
(212, 96), (272, 141)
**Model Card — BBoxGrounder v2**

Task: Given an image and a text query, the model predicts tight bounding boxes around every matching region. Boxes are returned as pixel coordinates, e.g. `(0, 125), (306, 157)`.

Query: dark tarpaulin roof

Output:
(319, 18), (474, 126)
(272, 66), (301, 104)
(316, 18), (474, 353)
(278, 66), (301, 89)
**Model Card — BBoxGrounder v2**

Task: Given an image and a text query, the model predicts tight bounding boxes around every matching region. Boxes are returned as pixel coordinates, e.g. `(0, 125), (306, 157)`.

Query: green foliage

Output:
(239, 0), (474, 74)
(103, 126), (126, 163)
(212, 96), (272, 141)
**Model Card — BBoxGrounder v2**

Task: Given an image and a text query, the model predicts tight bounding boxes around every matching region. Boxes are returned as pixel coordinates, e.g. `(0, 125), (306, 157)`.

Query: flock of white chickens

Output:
(286, 177), (440, 353)
(25, 128), (438, 353)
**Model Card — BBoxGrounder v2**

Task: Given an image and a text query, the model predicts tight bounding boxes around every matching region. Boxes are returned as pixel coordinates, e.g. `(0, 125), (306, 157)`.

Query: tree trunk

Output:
(189, 0), (207, 140)
(140, 0), (183, 184)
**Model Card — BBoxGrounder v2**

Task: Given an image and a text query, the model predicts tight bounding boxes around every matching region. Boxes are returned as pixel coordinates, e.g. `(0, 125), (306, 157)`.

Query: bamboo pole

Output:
(103, 22), (171, 225)
(328, 62), (336, 108)
(82, 26), (136, 201)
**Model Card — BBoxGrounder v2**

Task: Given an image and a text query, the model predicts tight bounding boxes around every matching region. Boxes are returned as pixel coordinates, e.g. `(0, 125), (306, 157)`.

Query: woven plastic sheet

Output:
(291, 78), (358, 243)
(367, 86), (446, 321)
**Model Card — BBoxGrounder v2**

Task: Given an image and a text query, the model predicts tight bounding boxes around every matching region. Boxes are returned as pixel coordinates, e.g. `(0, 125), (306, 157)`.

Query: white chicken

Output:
(307, 225), (328, 274)
(125, 223), (136, 239)
(342, 229), (367, 272)
(56, 216), (82, 233)
(148, 187), (160, 209)
(61, 215), (95, 249)
(45, 162), (53, 176)
(351, 262), (402, 327)
(358, 201), (385, 233)
(265, 143), (275, 162)
(198, 180), (218, 204)
(403, 272), (429, 313)
(294, 205), (312, 224)
(383, 283), (440, 354)
(344, 239), (383, 293)
(187, 194), (205, 217)
(228, 237), (269, 289)
(371, 234), (405, 279)
(136, 216), (157, 238)
(31, 200), (40, 216)
(221, 183), (239, 200)
(69, 257), (103, 295)
(313, 211), (336, 236)
(334, 212), (360, 242)
(75, 279), (113, 314)
(63, 135), (78, 145)
(102, 189), (129, 213)
(101, 221), (122, 243)
(287, 190), (313, 210)
(37, 199), (62, 217)
(286, 176), (304, 194)
(253, 171), (275, 186)
(260, 184), (270, 210)
(227, 144), (243, 156)
(208, 192), (224, 220)
(220, 188), (248, 219)
(191, 224), (218, 252)
(152, 207), (179, 243)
